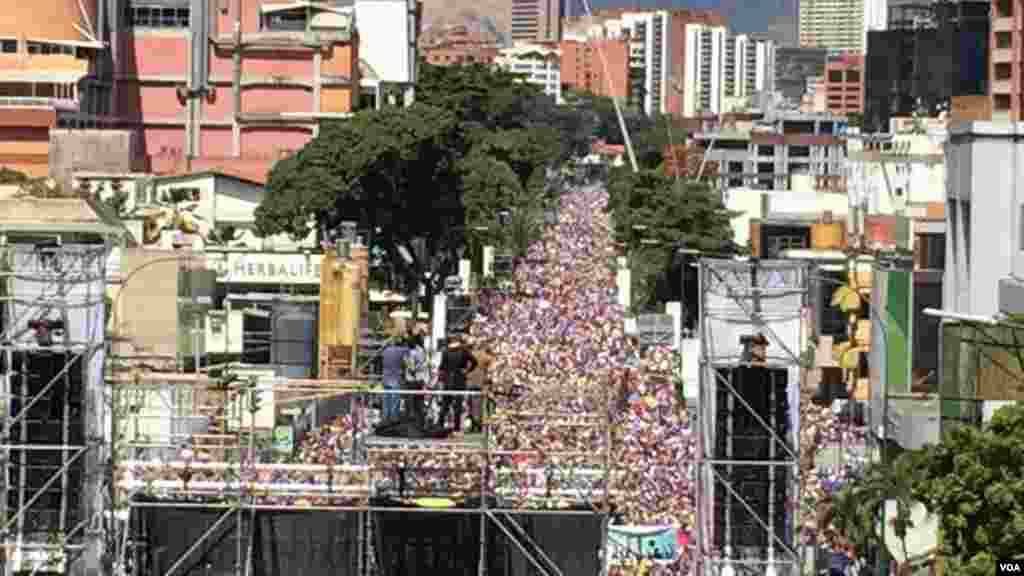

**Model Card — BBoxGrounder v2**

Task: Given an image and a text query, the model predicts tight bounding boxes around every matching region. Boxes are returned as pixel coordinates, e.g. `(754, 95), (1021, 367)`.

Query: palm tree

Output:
(828, 452), (921, 575)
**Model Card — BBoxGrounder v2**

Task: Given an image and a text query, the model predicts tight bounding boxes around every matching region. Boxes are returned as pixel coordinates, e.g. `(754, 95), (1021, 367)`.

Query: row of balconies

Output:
(992, 80), (1012, 94)
(992, 17), (1015, 33)
(992, 48), (1014, 64)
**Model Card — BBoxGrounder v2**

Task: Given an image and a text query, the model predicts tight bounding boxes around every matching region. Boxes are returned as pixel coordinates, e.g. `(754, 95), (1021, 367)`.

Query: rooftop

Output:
(948, 121), (1024, 137)
(0, 187), (124, 236)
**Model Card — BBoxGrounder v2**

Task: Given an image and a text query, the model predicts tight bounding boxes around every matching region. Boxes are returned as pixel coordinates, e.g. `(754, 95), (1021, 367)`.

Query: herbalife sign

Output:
(210, 253), (323, 285)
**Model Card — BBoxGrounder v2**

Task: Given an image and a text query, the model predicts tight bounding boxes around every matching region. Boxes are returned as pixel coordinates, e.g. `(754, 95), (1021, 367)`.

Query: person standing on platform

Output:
(437, 335), (478, 432)
(402, 333), (429, 428)
(381, 336), (409, 422)
(465, 342), (495, 433)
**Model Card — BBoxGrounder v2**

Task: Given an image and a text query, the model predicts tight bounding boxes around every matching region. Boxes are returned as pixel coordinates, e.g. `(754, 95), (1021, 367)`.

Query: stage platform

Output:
(364, 433), (486, 451)
(129, 501), (606, 576)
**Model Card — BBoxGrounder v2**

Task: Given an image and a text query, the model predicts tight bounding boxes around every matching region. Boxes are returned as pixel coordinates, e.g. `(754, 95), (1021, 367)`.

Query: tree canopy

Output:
(567, 91), (689, 170)
(254, 61), (578, 300)
(605, 167), (736, 311)
(829, 403), (1024, 576)
(910, 404), (1024, 574)
(255, 66), (716, 310)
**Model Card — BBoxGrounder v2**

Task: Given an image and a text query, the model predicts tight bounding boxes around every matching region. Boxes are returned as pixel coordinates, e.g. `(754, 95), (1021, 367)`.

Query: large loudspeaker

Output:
(712, 366), (791, 551)
(8, 352), (85, 536)
(373, 502), (603, 576)
(132, 508), (360, 575)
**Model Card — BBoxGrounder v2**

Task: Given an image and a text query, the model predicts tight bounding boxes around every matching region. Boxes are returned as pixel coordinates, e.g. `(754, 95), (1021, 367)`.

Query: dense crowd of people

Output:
(119, 180), (871, 575)
(470, 184), (696, 574)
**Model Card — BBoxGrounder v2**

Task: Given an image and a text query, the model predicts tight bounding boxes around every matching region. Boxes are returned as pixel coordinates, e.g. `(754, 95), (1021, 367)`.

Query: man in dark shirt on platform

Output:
(437, 336), (478, 432)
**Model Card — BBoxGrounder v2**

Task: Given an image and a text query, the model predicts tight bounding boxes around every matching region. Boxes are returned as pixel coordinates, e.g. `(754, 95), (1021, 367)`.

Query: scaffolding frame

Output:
(108, 372), (615, 576)
(696, 258), (808, 576)
(0, 242), (111, 576)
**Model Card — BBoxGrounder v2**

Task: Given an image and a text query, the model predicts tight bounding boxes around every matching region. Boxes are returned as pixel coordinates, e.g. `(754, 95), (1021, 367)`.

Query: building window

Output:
(27, 42), (75, 56)
(135, 184), (149, 207)
(164, 187), (200, 203)
(819, 270), (847, 338)
(846, 69), (860, 83)
(917, 233), (945, 270)
(126, 4), (190, 28)
(996, 31), (1012, 50)
(262, 8), (308, 31)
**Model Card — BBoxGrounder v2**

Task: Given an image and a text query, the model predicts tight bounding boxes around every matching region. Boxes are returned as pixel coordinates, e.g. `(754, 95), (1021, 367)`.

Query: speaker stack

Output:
(712, 366), (791, 551)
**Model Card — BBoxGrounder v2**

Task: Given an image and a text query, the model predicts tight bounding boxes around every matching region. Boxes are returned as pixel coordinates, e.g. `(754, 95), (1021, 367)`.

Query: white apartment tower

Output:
(511, 0), (563, 43)
(618, 11), (673, 116)
(494, 44), (563, 104)
(799, 0), (887, 53)
(683, 22), (727, 117)
(724, 34), (776, 101)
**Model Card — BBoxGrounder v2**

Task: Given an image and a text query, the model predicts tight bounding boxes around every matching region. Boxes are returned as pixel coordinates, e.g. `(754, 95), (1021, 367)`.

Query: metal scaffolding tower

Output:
(696, 258), (808, 576)
(0, 241), (111, 575)
(108, 372), (613, 576)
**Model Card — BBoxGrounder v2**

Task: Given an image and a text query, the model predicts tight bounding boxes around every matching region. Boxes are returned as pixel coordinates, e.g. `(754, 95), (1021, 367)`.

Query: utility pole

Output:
(180, 0), (213, 168)
(233, 0), (243, 157)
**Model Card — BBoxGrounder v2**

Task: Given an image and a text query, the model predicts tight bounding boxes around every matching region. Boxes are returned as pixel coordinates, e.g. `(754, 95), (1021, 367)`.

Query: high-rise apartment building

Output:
(723, 34), (776, 108)
(559, 36), (630, 99)
(511, 0), (562, 43)
(0, 0), (106, 176)
(824, 54), (864, 115)
(799, 0), (887, 53)
(865, 0), (988, 131)
(992, 0), (1024, 119)
(683, 23), (727, 116)
(619, 11), (674, 116)
(562, 9), (725, 116)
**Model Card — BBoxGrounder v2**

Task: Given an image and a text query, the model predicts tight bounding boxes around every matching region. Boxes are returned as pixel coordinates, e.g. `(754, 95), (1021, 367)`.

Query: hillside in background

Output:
(420, 1), (509, 45)
(419, 0), (797, 47)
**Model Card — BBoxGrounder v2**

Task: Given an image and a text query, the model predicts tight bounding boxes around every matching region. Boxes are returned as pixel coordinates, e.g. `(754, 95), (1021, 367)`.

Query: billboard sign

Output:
(607, 525), (684, 565)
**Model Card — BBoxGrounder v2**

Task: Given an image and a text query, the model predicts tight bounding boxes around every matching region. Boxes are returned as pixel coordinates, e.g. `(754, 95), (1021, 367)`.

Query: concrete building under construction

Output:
(689, 112), (849, 192)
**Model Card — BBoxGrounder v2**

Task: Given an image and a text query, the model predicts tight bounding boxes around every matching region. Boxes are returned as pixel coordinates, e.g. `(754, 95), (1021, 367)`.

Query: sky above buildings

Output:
(582, 0), (798, 45)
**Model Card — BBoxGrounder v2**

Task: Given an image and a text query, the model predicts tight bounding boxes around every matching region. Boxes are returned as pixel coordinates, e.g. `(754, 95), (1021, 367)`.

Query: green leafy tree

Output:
(606, 168), (736, 310)
(574, 92), (687, 169)
(0, 167), (30, 185)
(0, 167), (66, 198)
(828, 450), (922, 575)
(415, 61), (541, 129)
(255, 103), (463, 299)
(256, 62), (585, 304)
(631, 114), (690, 170)
(909, 403), (1024, 575)
(830, 404), (1024, 576)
